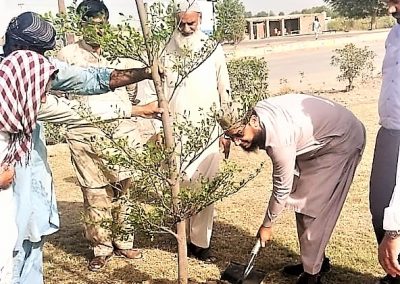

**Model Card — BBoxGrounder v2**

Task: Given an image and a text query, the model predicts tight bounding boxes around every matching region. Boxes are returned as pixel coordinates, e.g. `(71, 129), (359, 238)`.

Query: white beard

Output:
(169, 29), (206, 55)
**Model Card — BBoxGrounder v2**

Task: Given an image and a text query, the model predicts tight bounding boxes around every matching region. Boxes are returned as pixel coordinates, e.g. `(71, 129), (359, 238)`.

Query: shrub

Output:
(327, 16), (395, 31)
(331, 43), (376, 91)
(215, 0), (246, 44)
(227, 57), (269, 116)
(44, 123), (67, 145)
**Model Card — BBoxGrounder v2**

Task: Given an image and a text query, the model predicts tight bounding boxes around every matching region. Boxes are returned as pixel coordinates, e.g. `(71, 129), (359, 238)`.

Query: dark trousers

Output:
(370, 127), (400, 244)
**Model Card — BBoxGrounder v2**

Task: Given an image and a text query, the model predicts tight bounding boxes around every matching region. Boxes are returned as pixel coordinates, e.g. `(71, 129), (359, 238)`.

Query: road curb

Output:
(223, 30), (389, 59)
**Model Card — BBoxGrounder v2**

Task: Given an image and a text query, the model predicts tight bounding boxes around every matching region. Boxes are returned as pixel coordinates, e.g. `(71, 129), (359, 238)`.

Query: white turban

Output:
(175, 0), (201, 13)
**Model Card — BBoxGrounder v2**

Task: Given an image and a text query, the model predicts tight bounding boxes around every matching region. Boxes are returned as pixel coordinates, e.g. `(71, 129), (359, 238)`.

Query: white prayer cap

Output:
(175, 0), (201, 13)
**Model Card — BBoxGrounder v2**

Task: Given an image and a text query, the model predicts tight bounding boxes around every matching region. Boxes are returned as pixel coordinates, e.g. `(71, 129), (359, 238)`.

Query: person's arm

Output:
(39, 94), (162, 125)
(215, 44), (235, 156)
(379, 180), (400, 276)
(383, 183), (400, 231)
(131, 101), (163, 119)
(258, 145), (297, 246)
(262, 145), (297, 227)
(0, 164), (14, 190)
(49, 58), (151, 95)
(215, 45), (233, 115)
(109, 67), (152, 90)
(38, 94), (92, 125)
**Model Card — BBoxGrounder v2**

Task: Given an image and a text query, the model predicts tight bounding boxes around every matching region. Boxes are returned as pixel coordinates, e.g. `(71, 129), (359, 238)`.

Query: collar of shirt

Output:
(78, 39), (102, 59)
(255, 109), (272, 149)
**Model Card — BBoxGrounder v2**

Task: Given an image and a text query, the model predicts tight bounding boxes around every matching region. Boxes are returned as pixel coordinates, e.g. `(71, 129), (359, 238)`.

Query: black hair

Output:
(242, 109), (258, 124)
(4, 34), (46, 56)
(77, 0), (109, 21)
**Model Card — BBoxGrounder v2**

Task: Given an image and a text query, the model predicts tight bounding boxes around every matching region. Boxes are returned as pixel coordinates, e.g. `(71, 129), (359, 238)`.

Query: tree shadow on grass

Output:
(46, 201), (91, 259)
(46, 201), (379, 284)
(63, 175), (80, 185)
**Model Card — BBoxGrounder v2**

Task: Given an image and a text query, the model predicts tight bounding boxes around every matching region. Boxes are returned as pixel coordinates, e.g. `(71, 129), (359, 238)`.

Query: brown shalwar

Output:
(256, 94), (365, 274)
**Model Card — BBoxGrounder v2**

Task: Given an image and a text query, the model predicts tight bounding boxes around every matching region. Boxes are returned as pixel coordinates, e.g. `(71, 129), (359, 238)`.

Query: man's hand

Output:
(378, 233), (400, 277)
(131, 101), (164, 119)
(0, 165), (15, 190)
(219, 136), (231, 159)
(258, 225), (273, 247)
(144, 65), (165, 80)
(144, 67), (152, 80)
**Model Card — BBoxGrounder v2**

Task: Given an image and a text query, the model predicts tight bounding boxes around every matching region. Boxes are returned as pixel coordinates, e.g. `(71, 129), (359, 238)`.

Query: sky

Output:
(242, 0), (325, 14)
(0, 0), (326, 37)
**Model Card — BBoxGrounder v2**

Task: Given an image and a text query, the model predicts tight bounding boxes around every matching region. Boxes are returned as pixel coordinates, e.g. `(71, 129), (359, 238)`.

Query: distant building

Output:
(245, 12), (327, 40)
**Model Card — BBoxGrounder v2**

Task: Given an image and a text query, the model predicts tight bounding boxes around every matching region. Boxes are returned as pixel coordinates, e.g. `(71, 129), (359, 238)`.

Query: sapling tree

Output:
(331, 43), (376, 92)
(47, 1), (265, 283)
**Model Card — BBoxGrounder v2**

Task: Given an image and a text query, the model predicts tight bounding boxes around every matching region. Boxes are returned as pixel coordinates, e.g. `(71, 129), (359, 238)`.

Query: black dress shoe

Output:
(296, 272), (322, 284)
(376, 275), (400, 284)
(187, 242), (216, 263)
(283, 257), (331, 277)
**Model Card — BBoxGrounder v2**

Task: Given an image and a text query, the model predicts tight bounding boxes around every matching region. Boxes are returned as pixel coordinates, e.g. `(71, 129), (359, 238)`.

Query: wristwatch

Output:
(386, 230), (400, 239)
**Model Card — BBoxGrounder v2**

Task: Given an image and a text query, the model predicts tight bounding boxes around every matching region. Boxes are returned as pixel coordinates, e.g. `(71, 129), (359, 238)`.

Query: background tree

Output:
(289, 5), (337, 17)
(331, 43), (376, 91)
(215, 0), (246, 44)
(269, 10), (276, 16)
(244, 10), (252, 18)
(302, 5), (338, 18)
(255, 11), (268, 17)
(323, 0), (386, 29)
(278, 11), (285, 16)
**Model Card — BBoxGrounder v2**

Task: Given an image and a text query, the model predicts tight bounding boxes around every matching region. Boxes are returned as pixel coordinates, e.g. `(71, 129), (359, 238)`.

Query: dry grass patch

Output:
(45, 79), (383, 283)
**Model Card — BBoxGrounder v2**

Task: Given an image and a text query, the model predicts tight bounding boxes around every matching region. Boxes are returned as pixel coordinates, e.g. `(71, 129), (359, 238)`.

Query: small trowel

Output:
(221, 239), (266, 284)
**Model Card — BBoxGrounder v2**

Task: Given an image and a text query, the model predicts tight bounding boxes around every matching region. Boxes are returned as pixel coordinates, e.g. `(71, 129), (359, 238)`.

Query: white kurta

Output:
(164, 43), (230, 178)
(165, 34), (231, 248)
(139, 31), (232, 248)
(0, 132), (17, 283)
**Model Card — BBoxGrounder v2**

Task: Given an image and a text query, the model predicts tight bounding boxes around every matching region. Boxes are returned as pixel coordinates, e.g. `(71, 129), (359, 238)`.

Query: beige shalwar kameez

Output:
(57, 40), (151, 256)
(256, 94), (365, 274)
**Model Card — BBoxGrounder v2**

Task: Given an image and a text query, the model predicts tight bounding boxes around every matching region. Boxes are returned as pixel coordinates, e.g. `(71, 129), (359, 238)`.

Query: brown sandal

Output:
(114, 248), (143, 259)
(88, 255), (112, 272)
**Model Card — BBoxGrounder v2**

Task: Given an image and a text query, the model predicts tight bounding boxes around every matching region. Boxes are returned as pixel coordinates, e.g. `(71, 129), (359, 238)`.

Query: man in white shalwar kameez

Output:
(140, 0), (232, 261)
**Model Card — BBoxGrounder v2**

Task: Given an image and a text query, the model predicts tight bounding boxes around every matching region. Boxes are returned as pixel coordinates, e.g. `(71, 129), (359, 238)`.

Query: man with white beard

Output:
(140, 0), (232, 262)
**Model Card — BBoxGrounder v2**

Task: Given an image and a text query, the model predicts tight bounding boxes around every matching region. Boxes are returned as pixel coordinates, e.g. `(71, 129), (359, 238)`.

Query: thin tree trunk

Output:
(134, 1), (188, 283)
(370, 9), (377, 30)
(57, 0), (74, 45)
(176, 221), (188, 284)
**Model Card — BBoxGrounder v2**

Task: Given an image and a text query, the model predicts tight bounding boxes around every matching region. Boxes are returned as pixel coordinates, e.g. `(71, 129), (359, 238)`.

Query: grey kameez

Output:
(256, 94), (365, 274)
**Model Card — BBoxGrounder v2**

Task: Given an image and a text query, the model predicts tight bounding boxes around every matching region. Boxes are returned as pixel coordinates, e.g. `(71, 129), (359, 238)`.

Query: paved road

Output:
(266, 39), (386, 92)
(238, 29), (389, 48)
